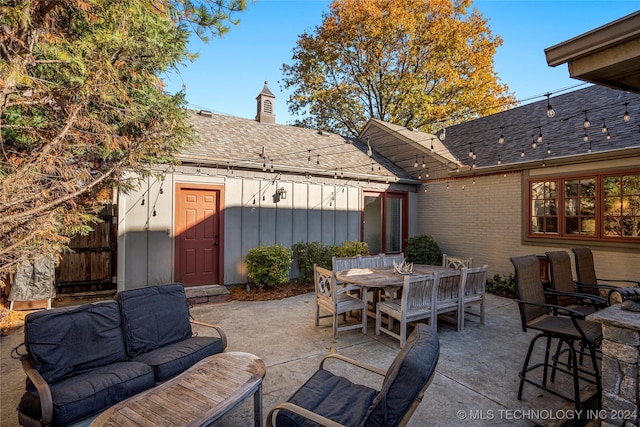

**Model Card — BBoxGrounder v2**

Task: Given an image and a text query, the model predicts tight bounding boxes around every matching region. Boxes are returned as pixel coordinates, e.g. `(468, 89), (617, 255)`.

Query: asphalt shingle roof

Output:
(443, 85), (640, 171)
(179, 111), (415, 183)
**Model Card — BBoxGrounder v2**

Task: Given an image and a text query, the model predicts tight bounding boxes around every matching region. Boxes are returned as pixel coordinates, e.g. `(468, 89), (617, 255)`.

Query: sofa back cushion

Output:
(24, 300), (126, 384)
(116, 284), (192, 358)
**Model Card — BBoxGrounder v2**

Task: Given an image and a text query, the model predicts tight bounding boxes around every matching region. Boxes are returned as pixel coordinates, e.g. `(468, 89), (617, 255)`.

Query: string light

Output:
(366, 137), (373, 156)
(426, 168), (430, 178)
(497, 155), (502, 165)
(536, 126), (543, 144)
(499, 126), (505, 144)
(520, 145), (525, 157)
(308, 149), (311, 162)
(546, 143), (551, 155)
(624, 103), (630, 122)
(545, 93), (555, 118)
(439, 126), (446, 141)
(468, 144), (473, 158)
(601, 119), (607, 133)
(588, 141), (592, 153)
(583, 110), (590, 128)
(414, 155), (418, 167)
(583, 130), (589, 143)
(421, 156), (426, 168)
(531, 135), (537, 149)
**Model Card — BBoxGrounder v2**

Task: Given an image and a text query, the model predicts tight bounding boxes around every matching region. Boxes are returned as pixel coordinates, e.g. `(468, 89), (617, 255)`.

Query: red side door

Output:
(175, 184), (223, 286)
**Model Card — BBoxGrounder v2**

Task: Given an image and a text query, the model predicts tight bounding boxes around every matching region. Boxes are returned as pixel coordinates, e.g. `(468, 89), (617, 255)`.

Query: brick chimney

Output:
(256, 81), (275, 124)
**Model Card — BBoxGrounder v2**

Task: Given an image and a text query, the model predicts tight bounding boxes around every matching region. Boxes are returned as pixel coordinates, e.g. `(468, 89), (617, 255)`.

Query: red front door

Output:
(175, 184), (223, 286)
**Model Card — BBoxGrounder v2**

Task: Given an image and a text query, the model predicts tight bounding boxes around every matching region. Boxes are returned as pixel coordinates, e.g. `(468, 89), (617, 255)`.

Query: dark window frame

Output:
(361, 190), (408, 254)
(526, 169), (640, 242)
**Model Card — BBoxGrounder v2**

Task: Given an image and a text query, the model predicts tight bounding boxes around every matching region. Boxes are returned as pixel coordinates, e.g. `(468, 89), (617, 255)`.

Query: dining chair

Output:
(571, 247), (640, 295)
(382, 253), (405, 267)
(442, 254), (473, 270)
(356, 254), (384, 268)
(315, 265), (367, 339)
(459, 265), (488, 330)
(433, 269), (464, 331)
(267, 323), (440, 427)
(376, 273), (438, 348)
(510, 255), (602, 410)
(545, 251), (608, 316)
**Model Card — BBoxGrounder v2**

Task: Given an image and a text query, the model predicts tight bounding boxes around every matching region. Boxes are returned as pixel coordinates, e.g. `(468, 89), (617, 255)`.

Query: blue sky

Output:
(163, 0), (639, 125)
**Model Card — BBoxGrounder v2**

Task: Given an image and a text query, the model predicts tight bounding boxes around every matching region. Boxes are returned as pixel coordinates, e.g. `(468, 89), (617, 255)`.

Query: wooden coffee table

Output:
(91, 352), (266, 427)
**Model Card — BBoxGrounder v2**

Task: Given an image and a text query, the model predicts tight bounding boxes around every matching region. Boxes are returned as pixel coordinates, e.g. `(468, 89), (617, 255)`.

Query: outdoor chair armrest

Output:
(515, 299), (597, 343)
(21, 357), (53, 426)
(335, 284), (363, 295)
(544, 288), (608, 308)
(515, 299), (587, 319)
(319, 353), (387, 377)
(267, 402), (345, 427)
(189, 319), (228, 349)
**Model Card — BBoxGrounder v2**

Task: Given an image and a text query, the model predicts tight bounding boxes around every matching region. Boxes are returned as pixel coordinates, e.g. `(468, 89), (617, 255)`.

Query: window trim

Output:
(526, 168), (640, 243)
(361, 190), (408, 254)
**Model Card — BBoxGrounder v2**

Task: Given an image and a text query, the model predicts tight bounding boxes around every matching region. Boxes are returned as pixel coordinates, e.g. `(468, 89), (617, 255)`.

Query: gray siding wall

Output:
(117, 168), (415, 289)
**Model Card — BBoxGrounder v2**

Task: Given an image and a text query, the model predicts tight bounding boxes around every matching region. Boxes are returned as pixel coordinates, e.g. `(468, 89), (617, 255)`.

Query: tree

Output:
(0, 0), (246, 279)
(282, 0), (517, 137)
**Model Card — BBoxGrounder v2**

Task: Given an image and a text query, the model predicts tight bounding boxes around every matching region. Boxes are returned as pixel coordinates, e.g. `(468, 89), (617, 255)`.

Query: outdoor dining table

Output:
(336, 265), (460, 318)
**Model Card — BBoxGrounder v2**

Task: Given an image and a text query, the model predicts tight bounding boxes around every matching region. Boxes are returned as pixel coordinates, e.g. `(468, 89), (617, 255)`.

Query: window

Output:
(362, 191), (407, 253)
(528, 170), (640, 241)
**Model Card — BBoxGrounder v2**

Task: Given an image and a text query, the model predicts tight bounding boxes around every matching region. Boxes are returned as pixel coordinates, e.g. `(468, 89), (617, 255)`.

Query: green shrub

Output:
(291, 241), (333, 284)
(290, 240), (370, 284)
(246, 244), (293, 289)
(404, 234), (442, 265)
(486, 273), (517, 299)
(332, 240), (369, 257)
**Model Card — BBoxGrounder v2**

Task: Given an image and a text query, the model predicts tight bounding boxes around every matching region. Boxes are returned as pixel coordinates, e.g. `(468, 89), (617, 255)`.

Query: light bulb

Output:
(439, 127), (446, 141)
(545, 93), (555, 118)
(583, 132), (589, 143)
(583, 111), (590, 128)
(499, 126), (505, 144)
(624, 103), (630, 122)
(414, 155), (418, 167)
(601, 119), (607, 134)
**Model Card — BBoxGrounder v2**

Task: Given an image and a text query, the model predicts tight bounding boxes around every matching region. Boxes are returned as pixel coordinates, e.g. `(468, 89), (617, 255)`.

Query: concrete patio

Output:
(1, 292), (600, 426)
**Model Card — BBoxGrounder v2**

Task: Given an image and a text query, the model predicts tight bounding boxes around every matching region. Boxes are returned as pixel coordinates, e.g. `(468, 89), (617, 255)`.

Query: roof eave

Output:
(545, 11), (640, 67)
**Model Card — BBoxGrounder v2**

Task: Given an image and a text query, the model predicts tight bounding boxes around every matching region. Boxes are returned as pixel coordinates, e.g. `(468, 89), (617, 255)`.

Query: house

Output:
(362, 84), (640, 280)
(116, 11), (640, 290)
(117, 83), (421, 288)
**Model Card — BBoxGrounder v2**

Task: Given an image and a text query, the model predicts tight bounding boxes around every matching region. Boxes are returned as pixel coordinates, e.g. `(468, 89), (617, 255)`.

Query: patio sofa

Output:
(16, 284), (227, 427)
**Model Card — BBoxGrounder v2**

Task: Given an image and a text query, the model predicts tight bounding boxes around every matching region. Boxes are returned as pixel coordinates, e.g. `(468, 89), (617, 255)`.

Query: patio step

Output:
(184, 285), (229, 306)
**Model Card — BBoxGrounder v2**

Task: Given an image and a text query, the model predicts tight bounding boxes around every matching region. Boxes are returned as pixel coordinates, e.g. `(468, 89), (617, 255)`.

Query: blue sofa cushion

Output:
(116, 284), (193, 358)
(364, 323), (440, 426)
(131, 336), (224, 382)
(18, 361), (154, 427)
(24, 300), (126, 383)
(276, 369), (377, 427)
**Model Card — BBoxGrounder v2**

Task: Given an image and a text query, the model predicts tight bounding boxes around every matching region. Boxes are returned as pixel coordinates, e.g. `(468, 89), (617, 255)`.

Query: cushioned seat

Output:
(18, 361), (154, 427)
(131, 336), (225, 382)
(117, 284), (226, 383)
(18, 300), (156, 426)
(277, 370), (378, 427)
